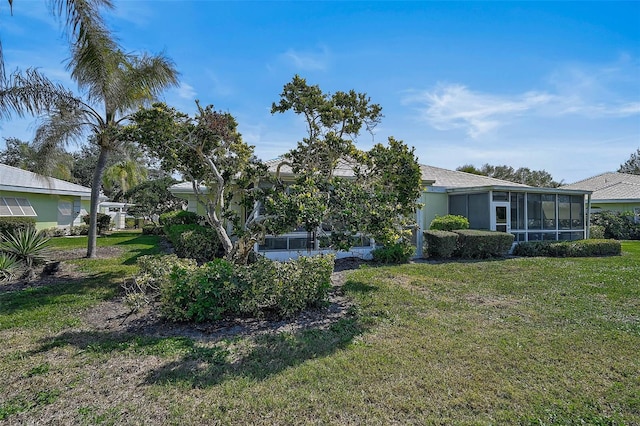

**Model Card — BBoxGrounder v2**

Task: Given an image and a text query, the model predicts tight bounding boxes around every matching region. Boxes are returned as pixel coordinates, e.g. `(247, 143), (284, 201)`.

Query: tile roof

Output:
(418, 164), (532, 188)
(0, 163), (91, 196)
(561, 172), (640, 201)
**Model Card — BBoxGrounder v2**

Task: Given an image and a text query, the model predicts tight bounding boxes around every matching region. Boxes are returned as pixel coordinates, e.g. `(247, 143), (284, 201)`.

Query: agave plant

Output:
(0, 253), (21, 282)
(0, 228), (51, 271)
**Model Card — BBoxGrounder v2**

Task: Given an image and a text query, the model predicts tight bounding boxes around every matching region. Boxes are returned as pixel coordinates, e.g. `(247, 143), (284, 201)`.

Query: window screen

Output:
(0, 197), (37, 216)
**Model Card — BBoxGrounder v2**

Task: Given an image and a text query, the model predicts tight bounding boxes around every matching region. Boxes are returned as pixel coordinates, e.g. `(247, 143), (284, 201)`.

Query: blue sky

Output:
(1, 1), (639, 184)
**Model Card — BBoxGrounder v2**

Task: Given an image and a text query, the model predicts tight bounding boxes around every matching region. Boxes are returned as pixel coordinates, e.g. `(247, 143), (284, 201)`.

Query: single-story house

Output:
(98, 201), (134, 229)
(169, 161), (592, 259)
(0, 163), (92, 230)
(560, 172), (640, 222)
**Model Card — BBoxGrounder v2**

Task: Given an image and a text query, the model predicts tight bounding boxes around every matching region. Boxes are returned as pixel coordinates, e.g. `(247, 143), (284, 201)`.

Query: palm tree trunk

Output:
(86, 146), (109, 258)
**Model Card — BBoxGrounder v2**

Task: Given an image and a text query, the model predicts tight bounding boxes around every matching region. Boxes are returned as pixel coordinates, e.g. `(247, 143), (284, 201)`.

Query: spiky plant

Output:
(0, 252), (20, 282)
(0, 228), (51, 271)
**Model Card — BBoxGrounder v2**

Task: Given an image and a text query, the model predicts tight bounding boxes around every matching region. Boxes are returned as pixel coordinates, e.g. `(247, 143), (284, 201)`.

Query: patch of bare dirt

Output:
(3, 252), (367, 343)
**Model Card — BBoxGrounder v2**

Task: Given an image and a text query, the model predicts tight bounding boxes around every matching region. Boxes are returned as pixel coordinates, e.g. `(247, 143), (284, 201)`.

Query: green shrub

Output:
(513, 239), (621, 257)
(125, 218), (136, 229)
(156, 254), (335, 322)
(165, 224), (224, 263)
(453, 229), (514, 259)
(423, 230), (458, 259)
(39, 227), (68, 238)
(0, 228), (51, 279)
(69, 224), (89, 236)
(589, 225), (605, 239)
(236, 255), (334, 318)
(82, 213), (112, 234)
(429, 215), (470, 232)
(371, 242), (415, 264)
(0, 253), (20, 282)
(142, 224), (163, 235)
(0, 217), (35, 237)
(159, 210), (200, 228)
(123, 254), (196, 311)
(161, 258), (238, 322)
(590, 211), (640, 240)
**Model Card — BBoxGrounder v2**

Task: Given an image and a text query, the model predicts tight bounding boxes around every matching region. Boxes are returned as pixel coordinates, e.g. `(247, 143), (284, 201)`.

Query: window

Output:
(635, 208), (640, 224)
(0, 197), (37, 216)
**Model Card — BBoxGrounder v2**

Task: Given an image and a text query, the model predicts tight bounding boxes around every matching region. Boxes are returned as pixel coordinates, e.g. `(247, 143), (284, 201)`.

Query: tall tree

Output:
(101, 142), (149, 198)
(0, 136), (74, 180)
(0, 3), (178, 257)
(456, 163), (561, 187)
(1, 0), (114, 79)
(619, 149), (640, 175)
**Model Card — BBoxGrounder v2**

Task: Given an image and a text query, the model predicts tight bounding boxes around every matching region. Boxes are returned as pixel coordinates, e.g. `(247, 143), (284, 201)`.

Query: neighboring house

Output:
(170, 162), (592, 259)
(0, 163), (91, 230)
(560, 172), (640, 223)
(98, 202), (134, 229)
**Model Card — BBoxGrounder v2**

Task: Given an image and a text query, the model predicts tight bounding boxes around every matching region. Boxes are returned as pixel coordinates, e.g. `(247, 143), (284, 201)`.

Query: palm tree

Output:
(102, 143), (149, 197)
(0, 4), (178, 257)
(1, 0), (114, 79)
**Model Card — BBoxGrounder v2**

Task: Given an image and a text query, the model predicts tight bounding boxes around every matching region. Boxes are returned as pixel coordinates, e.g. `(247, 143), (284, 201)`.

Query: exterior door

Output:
(491, 202), (510, 233)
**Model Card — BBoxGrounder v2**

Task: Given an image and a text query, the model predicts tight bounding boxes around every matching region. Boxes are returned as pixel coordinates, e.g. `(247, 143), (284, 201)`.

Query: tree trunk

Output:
(86, 146), (110, 258)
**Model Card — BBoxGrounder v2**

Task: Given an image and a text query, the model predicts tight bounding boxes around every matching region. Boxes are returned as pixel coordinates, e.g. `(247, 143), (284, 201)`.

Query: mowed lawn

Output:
(1, 233), (638, 425)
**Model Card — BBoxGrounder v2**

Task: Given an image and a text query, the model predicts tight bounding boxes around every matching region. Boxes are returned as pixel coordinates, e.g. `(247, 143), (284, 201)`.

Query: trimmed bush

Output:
(159, 210), (200, 228)
(157, 254), (335, 322)
(40, 227), (68, 238)
(165, 224), (224, 263)
(453, 229), (514, 259)
(429, 215), (470, 232)
(82, 213), (112, 234)
(236, 255), (334, 318)
(423, 230), (458, 259)
(371, 242), (415, 264)
(69, 225), (89, 236)
(513, 239), (621, 257)
(142, 224), (163, 235)
(161, 258), (239, 322)
(0, 217), (35, 237)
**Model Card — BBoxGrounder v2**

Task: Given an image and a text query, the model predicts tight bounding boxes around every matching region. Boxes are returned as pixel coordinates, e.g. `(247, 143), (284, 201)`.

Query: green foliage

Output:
(156, 254), (334, 322)
(69, 225), (89, 236)
(423, 230), (459, 259)
(456, 163), (561, 187)
(453, 229), (514, 259)
(618, 148), (640, 175)
(165, 224), (224, 263)
(159, 210), (200, 228)
(39, 227), (68, 238)
(0, 228), (51, 271)
(589, 225), (606, 239)
(0, 217), (35, 237)
(236, 255), (334, 318)
(429, 215), (470, 231)
(125, 177), (184, 223)
(83, 213), (112, 235)
(123, 254), (197, 311)
(590, 211), (640, 240)
(141, 224), (163, 235)
(513, 239), (621, 257)
(0, 252), (20, 282)
(371, 242), (415, 264)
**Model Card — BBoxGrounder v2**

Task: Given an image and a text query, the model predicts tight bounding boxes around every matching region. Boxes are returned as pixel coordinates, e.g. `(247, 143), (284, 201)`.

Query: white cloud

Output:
(176, 82), (196, 100)
(280, 46), (330, 71)
(405, 84), (553, 138)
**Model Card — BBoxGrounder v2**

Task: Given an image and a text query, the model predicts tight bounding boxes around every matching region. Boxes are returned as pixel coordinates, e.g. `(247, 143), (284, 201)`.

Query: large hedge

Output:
(154, 254), (334, 322)
(513, 239), (621, 257)
(423, 230), (458, 259)
(590, 211), (640, 240)
(453, 229), (514, 259)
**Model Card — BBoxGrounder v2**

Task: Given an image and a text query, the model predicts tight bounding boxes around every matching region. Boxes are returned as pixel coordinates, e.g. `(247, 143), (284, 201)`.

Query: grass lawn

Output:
(1, 233), (638, 425)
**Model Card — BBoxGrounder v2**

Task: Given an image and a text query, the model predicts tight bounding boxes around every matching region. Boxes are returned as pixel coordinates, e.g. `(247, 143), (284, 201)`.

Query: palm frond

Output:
(0, 68), (81, 120)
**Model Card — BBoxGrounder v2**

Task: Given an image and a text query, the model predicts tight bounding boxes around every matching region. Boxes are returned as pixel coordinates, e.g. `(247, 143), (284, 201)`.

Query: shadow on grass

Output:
(0, 272), (123, 317)
(32, 316), (365, 388)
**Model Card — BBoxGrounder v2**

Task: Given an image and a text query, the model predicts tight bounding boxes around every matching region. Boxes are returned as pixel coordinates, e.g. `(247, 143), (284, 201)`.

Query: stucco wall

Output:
(591, 202), (640, 214)
(421, 190), (448, 230)
(0, 190), (83, 230)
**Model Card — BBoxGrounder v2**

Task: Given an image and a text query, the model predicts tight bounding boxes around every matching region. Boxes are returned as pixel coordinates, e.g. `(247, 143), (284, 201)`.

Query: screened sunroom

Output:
(447, 187), (592, 242)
